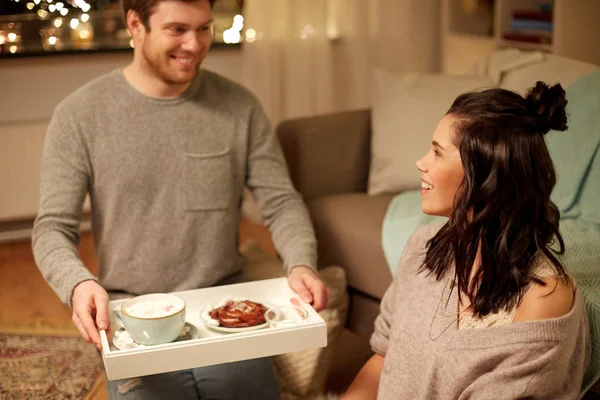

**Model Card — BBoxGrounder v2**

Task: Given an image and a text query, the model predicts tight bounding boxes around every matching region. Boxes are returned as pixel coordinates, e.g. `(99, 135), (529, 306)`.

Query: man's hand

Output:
(288, 266), (329, 312)
(71, 280), (110, 350)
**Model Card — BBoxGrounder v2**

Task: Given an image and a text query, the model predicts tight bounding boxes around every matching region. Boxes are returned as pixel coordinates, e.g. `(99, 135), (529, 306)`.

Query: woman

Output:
(343, 82), (591, 399)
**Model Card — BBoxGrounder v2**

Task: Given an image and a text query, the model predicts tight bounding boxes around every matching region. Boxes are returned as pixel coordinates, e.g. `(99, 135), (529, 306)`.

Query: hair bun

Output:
(525, 81), (568, 134)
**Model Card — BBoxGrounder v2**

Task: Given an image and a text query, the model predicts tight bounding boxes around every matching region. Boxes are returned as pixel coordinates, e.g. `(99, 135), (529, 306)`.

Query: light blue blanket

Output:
(381, 71), (600, 394)
(382, 190), (446, 276)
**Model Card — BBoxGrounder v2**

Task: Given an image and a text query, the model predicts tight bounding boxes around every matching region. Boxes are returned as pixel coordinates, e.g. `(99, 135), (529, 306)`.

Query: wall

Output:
(0, 48), (242, 221)
(553, 0), (600, 67)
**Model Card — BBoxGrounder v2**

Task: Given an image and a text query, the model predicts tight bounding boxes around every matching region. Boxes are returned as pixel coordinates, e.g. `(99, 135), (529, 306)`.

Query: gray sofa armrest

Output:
(276, 109), (372, 201)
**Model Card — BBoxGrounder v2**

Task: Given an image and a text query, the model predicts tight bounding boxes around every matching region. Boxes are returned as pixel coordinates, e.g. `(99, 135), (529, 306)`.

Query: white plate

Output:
(200, 298), (272, 333)
(202, 321), (269, 333)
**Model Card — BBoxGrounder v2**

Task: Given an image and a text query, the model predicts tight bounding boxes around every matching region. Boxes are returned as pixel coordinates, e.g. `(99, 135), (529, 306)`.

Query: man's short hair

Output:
(122, 0), (216, 30)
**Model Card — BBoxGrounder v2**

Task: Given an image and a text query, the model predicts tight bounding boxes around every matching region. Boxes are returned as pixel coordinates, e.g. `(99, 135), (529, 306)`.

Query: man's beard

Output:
(141, 43), (199, 86)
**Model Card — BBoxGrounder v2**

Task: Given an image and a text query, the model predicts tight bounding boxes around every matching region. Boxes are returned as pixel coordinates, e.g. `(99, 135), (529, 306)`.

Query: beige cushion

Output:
(241, 240), (348, 399)
(473, 48), (546, 85)
(309, 193), (393, 300)
(498, 53), (599, 94)
(368, 69), (493, 195)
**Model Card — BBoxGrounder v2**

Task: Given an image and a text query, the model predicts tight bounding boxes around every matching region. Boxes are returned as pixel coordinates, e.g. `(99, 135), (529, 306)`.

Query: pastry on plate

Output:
(208, 299), (267, 328)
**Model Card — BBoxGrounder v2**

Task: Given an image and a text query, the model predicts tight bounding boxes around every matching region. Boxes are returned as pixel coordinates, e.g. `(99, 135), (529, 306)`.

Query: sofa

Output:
(275, 50), (600, 342)
(277, 108), (392, 339)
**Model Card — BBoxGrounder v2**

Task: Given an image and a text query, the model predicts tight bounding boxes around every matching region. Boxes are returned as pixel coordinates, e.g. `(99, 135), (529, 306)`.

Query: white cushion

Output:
(483, 48), (546, 85)
(368, 69), (493, 195)
(498, 53), (599, 94)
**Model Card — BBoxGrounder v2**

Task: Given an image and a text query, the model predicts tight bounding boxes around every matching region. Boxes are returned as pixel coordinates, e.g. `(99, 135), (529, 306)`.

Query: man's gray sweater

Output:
(32, 69), (316, 306)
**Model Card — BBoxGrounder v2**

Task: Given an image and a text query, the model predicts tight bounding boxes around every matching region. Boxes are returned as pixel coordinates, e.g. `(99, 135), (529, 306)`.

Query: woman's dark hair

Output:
(422, 81), (569, 317)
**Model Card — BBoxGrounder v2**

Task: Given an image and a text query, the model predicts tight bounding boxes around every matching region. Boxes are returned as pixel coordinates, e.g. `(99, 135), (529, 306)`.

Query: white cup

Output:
(113, 293), (186, 345)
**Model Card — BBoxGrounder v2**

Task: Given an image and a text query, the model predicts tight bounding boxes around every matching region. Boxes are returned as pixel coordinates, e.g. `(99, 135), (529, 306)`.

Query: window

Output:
(0, 0), (244, 57)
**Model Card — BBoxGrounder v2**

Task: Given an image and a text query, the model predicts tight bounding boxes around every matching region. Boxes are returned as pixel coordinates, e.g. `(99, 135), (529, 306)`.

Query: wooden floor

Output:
(0, 218), (369, 399)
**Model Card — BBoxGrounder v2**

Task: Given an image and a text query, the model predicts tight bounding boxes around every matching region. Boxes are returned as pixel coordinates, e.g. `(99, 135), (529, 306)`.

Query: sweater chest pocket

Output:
(183, 147), (231, 211)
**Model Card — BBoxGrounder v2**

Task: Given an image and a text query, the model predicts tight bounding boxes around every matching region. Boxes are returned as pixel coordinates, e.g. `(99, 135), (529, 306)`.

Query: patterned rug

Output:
(0, 333), (104, 399)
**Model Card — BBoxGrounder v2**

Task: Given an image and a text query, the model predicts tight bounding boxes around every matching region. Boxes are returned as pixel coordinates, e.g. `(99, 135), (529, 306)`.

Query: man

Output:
(32, 0), (328, 398)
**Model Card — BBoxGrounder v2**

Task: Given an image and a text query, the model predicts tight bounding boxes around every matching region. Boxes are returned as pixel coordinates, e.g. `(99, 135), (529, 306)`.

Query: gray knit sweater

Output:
(32, 69), (317, 307)
(371, 223), (591, 400)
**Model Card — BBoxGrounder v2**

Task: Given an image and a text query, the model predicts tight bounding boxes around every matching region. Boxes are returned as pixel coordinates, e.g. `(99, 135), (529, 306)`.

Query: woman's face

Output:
(416, 114), (465, 218)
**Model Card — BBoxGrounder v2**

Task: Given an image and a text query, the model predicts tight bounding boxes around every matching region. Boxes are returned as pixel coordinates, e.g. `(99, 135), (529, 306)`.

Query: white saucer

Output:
(112, 322), (198, 350)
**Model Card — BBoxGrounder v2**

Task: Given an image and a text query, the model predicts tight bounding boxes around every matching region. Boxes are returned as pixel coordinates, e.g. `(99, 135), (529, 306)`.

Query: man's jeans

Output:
(106, 357), (280, 400)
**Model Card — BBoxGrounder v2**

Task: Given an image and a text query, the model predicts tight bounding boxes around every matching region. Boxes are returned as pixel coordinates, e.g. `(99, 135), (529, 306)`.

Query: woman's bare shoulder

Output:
(513, 274), (575, 322)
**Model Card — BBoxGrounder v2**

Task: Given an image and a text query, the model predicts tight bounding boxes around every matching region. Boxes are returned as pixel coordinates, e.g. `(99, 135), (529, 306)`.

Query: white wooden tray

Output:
(100, 277), (327, 380)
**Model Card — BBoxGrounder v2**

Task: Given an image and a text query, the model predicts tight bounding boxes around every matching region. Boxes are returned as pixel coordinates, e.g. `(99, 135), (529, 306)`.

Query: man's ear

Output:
(126, 9), (145, 37)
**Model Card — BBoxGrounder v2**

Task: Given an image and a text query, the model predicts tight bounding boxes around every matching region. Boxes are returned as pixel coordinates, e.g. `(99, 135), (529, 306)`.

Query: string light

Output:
(5, 0), (98, 54)
(223, 14), (244, 44)
(3, 0), (244, 55)
(9, 0), (92, 18)
(245, 28), (256, 43)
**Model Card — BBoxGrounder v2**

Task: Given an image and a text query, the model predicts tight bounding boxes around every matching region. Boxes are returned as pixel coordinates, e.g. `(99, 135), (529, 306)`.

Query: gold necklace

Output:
(429, 277), (461, 341)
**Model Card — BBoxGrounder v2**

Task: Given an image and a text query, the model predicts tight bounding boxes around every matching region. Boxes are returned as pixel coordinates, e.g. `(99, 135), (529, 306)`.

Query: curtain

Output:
(241, 0), (441, 125)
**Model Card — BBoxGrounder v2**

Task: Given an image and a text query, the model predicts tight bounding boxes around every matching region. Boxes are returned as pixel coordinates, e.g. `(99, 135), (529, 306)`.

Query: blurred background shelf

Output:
(497, 39), (553, 53)
(442, 0), (600, 75)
